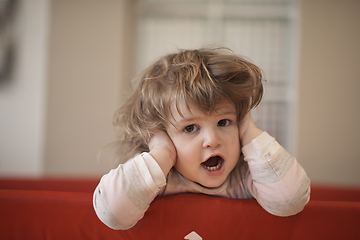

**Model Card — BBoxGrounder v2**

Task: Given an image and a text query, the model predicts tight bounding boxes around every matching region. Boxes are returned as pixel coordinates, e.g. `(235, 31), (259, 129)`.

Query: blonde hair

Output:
(113, 47), (263, 162)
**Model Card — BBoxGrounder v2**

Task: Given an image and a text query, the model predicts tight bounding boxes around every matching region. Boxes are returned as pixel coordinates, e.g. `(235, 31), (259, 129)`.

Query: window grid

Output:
(134, 0), (299, 153)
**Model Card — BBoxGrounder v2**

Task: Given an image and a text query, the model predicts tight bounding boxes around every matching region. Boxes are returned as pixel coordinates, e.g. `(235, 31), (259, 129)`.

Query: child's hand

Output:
(148, 131), (177, 175)
(239, 113), (263, 147)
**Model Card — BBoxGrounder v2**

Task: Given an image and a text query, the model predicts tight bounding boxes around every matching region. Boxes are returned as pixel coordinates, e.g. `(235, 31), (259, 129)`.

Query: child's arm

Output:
(239, 114), (310, 216)
(93, 131), (176, 230)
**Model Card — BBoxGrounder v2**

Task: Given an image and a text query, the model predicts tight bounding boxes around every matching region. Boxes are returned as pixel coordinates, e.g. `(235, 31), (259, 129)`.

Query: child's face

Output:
(166, 100), (240, 188)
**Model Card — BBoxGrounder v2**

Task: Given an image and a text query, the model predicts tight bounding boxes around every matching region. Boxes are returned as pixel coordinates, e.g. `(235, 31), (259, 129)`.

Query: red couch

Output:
(1, 178), (360, 240)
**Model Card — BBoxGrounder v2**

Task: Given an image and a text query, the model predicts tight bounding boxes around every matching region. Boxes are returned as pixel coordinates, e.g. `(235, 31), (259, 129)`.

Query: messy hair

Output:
(113, 47), (263, 162)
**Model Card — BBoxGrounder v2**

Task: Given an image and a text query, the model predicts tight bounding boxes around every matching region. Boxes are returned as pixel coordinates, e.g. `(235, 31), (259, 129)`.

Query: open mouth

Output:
(201, 156), (224, 171)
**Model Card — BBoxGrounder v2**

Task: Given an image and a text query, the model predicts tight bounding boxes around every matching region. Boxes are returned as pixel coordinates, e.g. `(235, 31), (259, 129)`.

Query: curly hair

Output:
(113, 47), (264, 162)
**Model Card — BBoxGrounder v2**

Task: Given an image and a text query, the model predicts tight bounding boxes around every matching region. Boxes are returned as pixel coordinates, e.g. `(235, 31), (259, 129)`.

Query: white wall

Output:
(298, 0), (360, 186)
(1, 0), (360, 187)
(44, 0), (132, 176)
(0, 0), (50, 176)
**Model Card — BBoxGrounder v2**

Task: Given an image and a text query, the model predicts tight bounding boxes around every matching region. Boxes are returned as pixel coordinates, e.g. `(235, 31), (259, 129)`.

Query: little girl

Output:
(93, 47), (310, 230)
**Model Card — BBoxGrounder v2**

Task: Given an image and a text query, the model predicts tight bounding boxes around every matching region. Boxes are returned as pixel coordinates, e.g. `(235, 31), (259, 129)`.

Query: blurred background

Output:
(0, 0), (359, 186)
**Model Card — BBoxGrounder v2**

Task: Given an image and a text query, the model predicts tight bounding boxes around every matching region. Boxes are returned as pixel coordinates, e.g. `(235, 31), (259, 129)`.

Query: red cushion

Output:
(0, 177), (99, 192)
(1, 189), (360, 240)
(310, 185), (360, 202)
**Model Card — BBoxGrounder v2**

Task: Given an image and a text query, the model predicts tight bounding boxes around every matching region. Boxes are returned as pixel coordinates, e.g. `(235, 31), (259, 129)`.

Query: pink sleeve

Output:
(93, 153), (166, 230)
(242, 132), (310, 216)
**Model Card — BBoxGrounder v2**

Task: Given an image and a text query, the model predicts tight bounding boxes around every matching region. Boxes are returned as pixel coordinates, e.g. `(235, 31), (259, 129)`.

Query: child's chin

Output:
(197, 179), (226, 189)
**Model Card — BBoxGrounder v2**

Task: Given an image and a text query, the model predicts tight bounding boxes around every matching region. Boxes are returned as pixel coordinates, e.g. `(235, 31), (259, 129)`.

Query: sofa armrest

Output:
(1, 189), (360, 239)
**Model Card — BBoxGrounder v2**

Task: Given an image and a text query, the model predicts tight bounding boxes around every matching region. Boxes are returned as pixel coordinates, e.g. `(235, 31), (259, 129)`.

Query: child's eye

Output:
(184, 125), (198, 133)
(218, 119), (230, 127)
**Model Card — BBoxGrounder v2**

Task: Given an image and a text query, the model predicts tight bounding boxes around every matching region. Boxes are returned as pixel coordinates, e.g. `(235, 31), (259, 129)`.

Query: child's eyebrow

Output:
(212, 108), (237, 117)
(173, 116), (201, 125)
(173, 110), (237, 124)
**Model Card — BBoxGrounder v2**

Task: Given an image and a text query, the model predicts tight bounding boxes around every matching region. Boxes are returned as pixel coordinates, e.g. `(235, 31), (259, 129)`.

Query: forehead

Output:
(168, 99), (236, 122)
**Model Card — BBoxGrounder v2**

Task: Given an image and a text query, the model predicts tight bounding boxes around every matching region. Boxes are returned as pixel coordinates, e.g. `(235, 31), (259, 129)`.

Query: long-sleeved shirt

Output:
(93, 132), (310, 230)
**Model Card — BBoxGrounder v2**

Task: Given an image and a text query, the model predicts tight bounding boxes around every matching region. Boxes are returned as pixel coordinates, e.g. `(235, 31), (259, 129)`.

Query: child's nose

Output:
(202, 129), (221, 148)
